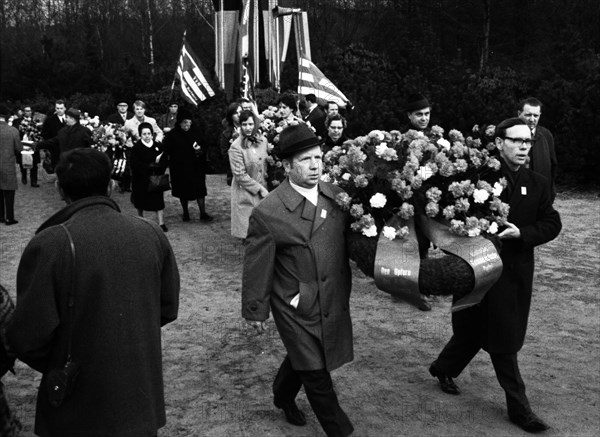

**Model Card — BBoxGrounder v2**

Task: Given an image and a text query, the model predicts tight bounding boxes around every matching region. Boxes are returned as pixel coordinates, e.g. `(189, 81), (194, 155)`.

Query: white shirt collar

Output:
(289, 180), (319, 206)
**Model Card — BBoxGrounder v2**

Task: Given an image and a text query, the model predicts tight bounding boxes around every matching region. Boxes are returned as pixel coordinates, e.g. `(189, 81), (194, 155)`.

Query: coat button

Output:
(321, 275), (327, 282)
(323, 311), (329, 317)
(250, 304), (258, 311)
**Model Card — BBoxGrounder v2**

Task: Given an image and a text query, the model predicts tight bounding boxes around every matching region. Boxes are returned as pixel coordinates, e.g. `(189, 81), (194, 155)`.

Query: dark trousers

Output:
(0, 190), (16, 221)
(19, 163), (38, 185)
(433, 334), (531, 418)
(273, 355), (353, 437)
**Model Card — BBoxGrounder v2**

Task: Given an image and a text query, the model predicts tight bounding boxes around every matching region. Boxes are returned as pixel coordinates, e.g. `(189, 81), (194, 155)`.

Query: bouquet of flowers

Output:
(91, 123), (128, 156)
(18, 118), (43, 143)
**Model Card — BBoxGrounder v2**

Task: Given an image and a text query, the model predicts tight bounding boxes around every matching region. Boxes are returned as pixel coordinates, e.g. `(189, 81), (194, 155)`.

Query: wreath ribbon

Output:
(373, 215), (503, 312)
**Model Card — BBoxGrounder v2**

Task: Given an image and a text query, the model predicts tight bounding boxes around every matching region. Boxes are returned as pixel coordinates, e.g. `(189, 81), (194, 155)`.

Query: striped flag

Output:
(298, 57), (350, 107)
(176, 40), (216, 106)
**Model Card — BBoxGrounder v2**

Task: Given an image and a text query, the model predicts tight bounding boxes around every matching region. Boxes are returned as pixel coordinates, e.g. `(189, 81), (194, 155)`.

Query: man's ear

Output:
(106, 180), (115, 198)
(494, 137), (503, 152)
(55, 180), (68, 203)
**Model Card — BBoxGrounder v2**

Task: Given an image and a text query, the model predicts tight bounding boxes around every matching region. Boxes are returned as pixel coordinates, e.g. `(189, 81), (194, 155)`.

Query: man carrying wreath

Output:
(429, 117), (561, 433)
(242, 124), (354, 437)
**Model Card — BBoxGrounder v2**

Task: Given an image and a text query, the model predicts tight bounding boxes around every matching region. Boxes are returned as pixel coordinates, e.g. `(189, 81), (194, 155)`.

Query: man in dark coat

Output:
(7, 148), (180, 437)
(242, 124), (354, 437)
(0, 105), (23, 225)
(107, 101), (133, 126)
(303, 93), (327, 139)
(41, 100), (67, 170)
(429, 118), (561, 433)
(517, 97), (558, 202)
(38, 108), (92, 157)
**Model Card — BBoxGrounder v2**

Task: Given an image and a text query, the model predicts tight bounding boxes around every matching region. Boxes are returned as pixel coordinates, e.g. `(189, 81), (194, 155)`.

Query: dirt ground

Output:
(1, 169), (598, 437)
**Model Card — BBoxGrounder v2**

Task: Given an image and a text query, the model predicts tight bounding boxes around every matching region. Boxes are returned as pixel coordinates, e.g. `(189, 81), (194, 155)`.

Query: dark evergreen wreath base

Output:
(346, 232), (474, 299)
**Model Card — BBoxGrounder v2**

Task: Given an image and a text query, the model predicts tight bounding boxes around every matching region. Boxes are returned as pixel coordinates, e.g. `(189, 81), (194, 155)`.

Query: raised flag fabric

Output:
(176, 40), (216, 106)
(213, 0), (242, 100)
(298, 57), (350, 108)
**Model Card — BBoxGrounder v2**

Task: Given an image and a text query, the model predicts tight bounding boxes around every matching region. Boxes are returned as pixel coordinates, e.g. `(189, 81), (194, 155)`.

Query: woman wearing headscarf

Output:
(163, 110), (213, 222)
(228, 110), (269, 239)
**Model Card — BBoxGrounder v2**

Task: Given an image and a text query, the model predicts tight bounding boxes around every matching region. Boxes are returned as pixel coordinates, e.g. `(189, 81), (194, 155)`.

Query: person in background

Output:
(326, 101), (340, 118)
(429, 118), (561, 434)
(107, 101), (133, 126)
(517, 97), (557, 202)
(14, 106), (41, 187)
(220, 102), (242, 186)
(0, 104), (23, 226)
(402, 93), (431, 133)
(303, 94), (327, 139)
(228, 110), (269, 239)
(158, 102), (179, 134)
(242, 124), (354, 437)
(162, 111), (213, 223)
(37, 108), (92, 157)
(276, 94), (302, 126)
(130, 122), (168, 231)
(124, 100), (163, 143)
(7, 148), (179, 437)
(41, 99), (67, 170)
(322, 114), (348, 154)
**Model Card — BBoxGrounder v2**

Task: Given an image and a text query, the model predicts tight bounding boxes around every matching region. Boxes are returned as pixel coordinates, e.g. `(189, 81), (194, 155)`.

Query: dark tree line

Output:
(1, 0), (599, 185)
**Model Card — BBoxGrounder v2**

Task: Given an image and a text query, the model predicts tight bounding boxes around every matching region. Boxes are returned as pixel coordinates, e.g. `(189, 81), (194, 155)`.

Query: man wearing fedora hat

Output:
(402, 93), (432, 133)
(37, 107), (92, 158)
(242, 123), (354, 436)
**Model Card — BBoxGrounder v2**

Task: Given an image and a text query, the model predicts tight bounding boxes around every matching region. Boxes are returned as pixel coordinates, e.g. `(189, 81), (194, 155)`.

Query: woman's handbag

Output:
(46, 225), (80, 408)
(42, 151), (55, 174)
(147, 164), (170, 193)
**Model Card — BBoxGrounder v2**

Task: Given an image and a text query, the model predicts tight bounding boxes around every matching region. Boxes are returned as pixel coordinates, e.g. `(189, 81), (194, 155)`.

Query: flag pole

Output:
(170, 30), (188, 100)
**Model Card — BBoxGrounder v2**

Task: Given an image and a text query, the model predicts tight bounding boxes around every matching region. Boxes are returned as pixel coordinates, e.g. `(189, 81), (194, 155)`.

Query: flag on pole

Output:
(176, 40), (216, 106)
(297, 57), (350, 108)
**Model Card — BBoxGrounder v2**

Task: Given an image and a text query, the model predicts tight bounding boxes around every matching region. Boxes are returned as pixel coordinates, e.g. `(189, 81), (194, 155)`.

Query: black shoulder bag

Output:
(46, 224), (81, 408)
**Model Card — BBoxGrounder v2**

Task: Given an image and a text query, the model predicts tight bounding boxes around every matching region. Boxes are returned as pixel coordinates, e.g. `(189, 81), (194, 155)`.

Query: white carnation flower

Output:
(418, 165), (434, 180)
(488, 222), (498, 234)
(342, 173), (351, 181)
(362, 225), (378, 237)
(492, 182), (504, 197)
(320, 174), (331, 182)
(382, 226), (397, 240)
(437, 138), (451, 150)
(369, 193), (387, 208)
(473, 188), (490, 203)
(375, 144), (388, 157)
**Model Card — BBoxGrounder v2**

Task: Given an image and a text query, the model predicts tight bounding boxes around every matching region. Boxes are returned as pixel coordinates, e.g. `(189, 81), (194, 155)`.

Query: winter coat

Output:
(242, 179), (354, 371)
(0, 121), (23, 190)
(38, 123), (92, 156)
(529, 126), (557, 201)
(228, 135), (268, 238)
(162, 127), (207, 200)
(130, 140), (166, 211)
(452, 163), (561, 354)
(7, 196), (180, 437)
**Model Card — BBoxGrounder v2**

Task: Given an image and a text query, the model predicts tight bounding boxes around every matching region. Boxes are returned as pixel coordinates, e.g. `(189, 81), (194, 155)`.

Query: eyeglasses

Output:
(504, 137), (532, 146)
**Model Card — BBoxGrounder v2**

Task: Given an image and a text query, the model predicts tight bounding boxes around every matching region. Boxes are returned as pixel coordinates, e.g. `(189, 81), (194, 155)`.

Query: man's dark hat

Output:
(404, 93), (430, 112)
(277, 124), (322, 158)
(176, 109), (193, 123)
(0, 103), (11, 117)
(65, 107), (81, 121)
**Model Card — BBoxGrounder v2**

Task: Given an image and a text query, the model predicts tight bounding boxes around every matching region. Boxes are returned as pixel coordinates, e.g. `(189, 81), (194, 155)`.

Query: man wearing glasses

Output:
(429, 118), (561, 433)
(517, 97), (557, 202)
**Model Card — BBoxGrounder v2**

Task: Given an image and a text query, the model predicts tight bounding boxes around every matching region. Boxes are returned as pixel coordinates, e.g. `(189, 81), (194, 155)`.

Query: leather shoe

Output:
(31, 183), (40, 187)
(274, 398), (306, 426)
(429, 364), (460, 395)
(509, 412), (549, 433)
(5, 219), (19, 226)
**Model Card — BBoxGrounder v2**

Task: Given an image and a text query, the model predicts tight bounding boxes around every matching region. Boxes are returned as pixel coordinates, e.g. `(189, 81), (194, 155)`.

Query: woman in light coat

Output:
(228, 110), (269, 239)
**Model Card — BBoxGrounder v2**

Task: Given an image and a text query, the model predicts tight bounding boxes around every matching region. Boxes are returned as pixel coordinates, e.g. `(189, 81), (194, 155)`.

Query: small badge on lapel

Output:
(521, 186), (527, 195)
(320, 209), (327, 219)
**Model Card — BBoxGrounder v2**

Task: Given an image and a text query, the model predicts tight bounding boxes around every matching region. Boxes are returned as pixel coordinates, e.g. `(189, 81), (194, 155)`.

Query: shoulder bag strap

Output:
(60, 224), (76, 363)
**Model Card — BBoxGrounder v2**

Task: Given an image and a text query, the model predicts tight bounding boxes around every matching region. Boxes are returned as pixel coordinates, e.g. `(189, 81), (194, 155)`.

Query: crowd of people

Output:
(0, 91), (561, 437)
